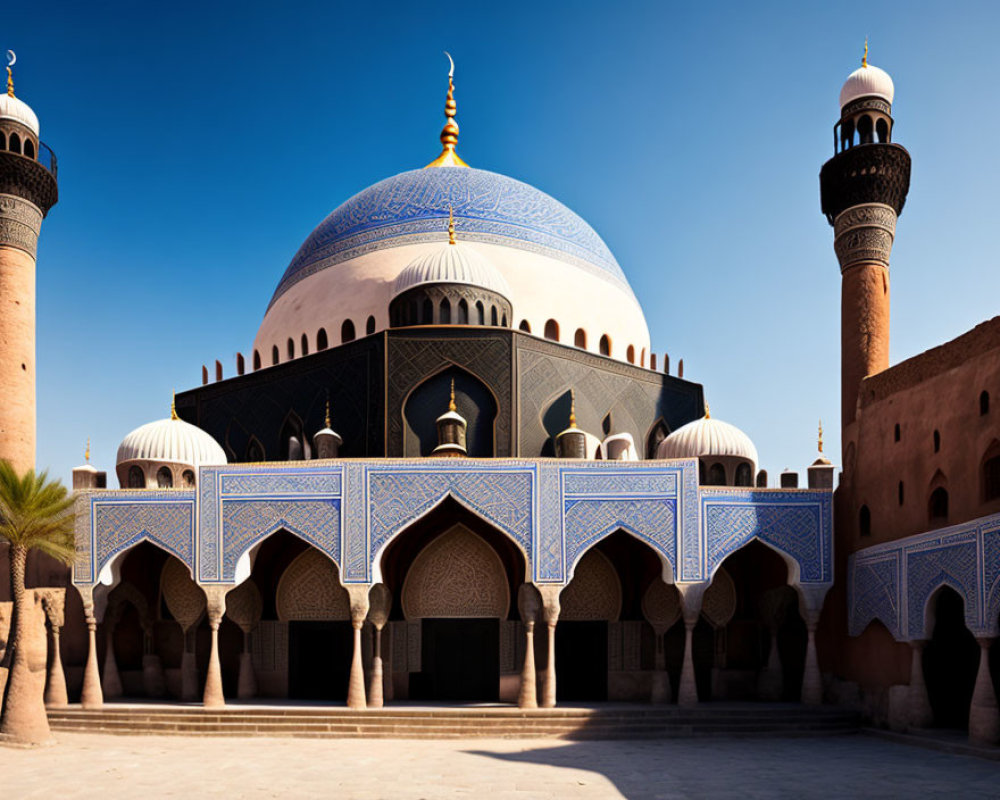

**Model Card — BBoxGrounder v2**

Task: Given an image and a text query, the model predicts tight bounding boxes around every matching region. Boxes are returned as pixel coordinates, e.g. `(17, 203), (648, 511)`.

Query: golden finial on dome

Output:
(325, 393), (332, 429)
(862, 38), (868, 68)
(705, 402), (710, 419)
(818, 419), (824, 454)
(85, 437), (90, 463)
(170, 391), (179, 421)
(569, 389), (578, 429)
(6, 50), (15, 98)
(448, 204), (456, 245)
(425, 52), (469, 169)
(449, 378), (457, 412)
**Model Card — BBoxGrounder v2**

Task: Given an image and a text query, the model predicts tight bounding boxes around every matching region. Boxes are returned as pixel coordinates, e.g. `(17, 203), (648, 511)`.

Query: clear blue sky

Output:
(6, 0), (999, 484)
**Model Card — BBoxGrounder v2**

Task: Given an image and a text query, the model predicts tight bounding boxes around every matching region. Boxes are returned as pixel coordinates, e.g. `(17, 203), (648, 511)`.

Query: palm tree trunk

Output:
(0, 544), (52, 744)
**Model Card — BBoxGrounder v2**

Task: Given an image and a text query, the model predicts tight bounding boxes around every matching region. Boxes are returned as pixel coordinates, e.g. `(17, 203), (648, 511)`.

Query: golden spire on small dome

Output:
(85, 437), (90, 462)
(448, 204), (456, 245)
(449, 378), (457, 412)
(325, 394), (332, 429)
(170, 391), (179, 421)
(818, 420), (824, 454)
(425, 52), (469, 168)
(569, 389), (578, 429)
(862, 38), (868, 68)
(705, 402), (710, 419)
(6, 50), (15, 98)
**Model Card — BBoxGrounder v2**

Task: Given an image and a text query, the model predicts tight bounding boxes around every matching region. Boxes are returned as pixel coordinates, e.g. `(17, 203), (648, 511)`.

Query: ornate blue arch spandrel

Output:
(559, 465), (682, 577)
(848, 551), (902, 639)
(365, 463), (535, 583)
(982, 522), (1000, 628)
(80, 493), (196, 585)
(701, 490), (832, 584)
(199, 464), (345, 583)
(905, 536), (979, 638)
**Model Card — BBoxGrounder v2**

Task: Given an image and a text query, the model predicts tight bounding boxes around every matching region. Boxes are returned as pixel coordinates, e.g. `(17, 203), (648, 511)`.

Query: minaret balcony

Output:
(820, 143), (910, 225)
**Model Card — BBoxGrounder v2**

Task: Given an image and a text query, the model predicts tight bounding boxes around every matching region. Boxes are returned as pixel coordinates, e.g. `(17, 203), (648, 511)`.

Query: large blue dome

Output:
(269, 167), (633, 308)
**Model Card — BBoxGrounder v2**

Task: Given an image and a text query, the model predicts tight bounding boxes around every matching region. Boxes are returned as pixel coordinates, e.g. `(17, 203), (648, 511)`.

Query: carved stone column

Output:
(801, 613), (822, 706)
(969, 638), (999, 745)
(141, 627), (167, 698)
(181, 630), (199, 702)
(225, 580), (262, 701)
(39, 589), (68, 708)
(907, 640), (932, 729)
(201, 586), (229, 708)
(367, 584), (392, 709)
(99, 606), (123, 699)
(538, 586), (561, 708)
(642, 580), (680, 705)
(77, 587), (104, 710)
(757, 588), (791, 702)
(517, 584), (541, 709)
(346, 586), (370, 709)
(676, 585), (705, 707)
(162, 558), (209, 702)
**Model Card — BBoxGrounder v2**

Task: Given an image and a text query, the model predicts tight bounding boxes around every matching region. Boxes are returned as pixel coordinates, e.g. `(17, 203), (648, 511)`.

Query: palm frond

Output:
(0, 460), (77, 565)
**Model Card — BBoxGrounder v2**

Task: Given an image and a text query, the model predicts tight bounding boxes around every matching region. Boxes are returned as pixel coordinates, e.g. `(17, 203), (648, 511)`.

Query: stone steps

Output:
(48, 704), (860, 739)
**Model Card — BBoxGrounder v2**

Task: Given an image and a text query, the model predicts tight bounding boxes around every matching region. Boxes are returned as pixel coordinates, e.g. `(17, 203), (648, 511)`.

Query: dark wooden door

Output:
(288, 621), (352, 701)
(556, 621), (608, 702)
(413, 618), (500, 702)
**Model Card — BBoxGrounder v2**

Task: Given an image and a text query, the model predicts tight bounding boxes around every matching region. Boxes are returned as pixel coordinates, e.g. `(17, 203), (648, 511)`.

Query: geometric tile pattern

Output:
(849, 510), (1000, 640)
(75, 492), (196, 585)
(73, 460), (834, 606)
(701, 490), (832, 584)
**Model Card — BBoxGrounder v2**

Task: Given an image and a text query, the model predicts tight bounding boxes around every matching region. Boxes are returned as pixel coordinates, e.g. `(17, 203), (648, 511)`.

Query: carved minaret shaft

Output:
(820, 53), (909, 432)
(0, 58), (58, 473)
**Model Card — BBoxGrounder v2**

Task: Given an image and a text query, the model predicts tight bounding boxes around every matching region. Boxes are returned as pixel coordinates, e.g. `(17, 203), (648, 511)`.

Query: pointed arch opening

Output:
(923, 585), (979, 729)
(402, 366), (497, 457)
(378, 497), (527, 702)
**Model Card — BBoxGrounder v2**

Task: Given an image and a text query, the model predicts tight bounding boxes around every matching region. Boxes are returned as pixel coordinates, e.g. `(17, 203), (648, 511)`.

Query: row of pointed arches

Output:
(79, 494), (816, 708)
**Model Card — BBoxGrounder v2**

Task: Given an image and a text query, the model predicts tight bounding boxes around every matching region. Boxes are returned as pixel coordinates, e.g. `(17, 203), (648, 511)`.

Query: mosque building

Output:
(0, 47), (998, 742)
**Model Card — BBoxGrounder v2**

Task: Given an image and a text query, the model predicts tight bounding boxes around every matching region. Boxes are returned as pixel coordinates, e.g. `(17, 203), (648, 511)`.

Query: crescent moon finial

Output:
(444, 51), (454, 79)
(5, 50), (14, 97)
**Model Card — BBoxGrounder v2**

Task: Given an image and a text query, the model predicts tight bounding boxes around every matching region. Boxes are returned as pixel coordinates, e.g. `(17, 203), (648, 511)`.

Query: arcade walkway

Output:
(3, 731), (998, 798)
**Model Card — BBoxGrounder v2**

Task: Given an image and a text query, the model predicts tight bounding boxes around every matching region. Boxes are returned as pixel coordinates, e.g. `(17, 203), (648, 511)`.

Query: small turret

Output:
(72, 438), (106, 491)
(432, 379), (467, 457)
(313, 397), (343, 459)
(807, 421), (836, 490)
(555, 390), (587, 458)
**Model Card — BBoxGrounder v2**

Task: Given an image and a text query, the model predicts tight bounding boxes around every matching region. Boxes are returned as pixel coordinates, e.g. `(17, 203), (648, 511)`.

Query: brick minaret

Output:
(820, 47), (910, 434)
(0, 54), (58, 473)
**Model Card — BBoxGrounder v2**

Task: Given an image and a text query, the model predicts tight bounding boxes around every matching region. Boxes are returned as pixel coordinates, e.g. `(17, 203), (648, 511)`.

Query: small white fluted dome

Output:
(117, 416), (228, 468)
(0, 93), (39, 137)
(840, 64), (895, 109)
(656, 414), (759, 466)
(392, 241), (511, 299)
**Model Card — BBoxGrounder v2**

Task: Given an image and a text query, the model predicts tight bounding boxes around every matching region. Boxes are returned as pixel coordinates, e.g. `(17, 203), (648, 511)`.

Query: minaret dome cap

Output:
(839, 63), (895, 109)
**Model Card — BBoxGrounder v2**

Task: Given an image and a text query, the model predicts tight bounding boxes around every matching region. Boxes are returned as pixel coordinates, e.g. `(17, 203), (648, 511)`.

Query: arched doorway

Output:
(709, 540), (806, 701)
(231, 531), (351, 701)
(559, 530), (667, 702)
(278, 548), (352, 701)
(380, 498), (526, 703)
(924, 586), (978, 728)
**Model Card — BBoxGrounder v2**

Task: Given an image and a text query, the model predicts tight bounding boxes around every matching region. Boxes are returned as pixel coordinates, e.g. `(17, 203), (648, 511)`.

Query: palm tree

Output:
(0, 461), (75, 745)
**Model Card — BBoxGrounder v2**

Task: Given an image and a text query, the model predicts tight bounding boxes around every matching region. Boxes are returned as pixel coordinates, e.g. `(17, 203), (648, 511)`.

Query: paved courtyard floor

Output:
(2, 732), (999, 799)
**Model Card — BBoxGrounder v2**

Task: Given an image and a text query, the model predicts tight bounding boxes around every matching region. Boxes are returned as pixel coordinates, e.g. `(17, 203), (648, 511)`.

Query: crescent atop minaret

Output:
(6, 50), (15, 67)
(444, 51), (454, 78)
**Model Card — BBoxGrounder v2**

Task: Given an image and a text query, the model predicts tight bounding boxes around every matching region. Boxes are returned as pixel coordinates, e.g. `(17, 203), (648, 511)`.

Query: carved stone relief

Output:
(560, 549), (622, 622)
(160, 557), (206, 632)
(226, 579), (263, 633)
(276, 549), (351, 621)
(641, 579), (681, 629)
(702, 567), (737, 629)
(401, 524), (510, 619)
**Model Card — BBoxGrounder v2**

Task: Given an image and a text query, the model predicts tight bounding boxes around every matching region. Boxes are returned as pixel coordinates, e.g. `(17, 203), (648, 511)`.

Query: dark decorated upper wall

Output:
(176, 328), (703, 463)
